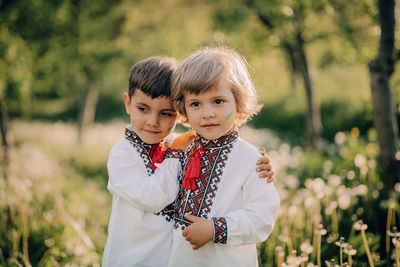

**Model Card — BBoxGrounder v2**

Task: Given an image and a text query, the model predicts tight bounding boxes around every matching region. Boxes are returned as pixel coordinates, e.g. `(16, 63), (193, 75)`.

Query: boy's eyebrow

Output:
(213, 95), (228, 98)
(136, 102), (150, 107)
(136, 102), (176, 112)
(161, 108), (177, 112)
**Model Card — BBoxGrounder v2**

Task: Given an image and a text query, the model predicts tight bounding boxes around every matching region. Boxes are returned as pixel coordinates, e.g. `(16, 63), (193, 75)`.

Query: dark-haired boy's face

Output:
(124, 89), (178, 144)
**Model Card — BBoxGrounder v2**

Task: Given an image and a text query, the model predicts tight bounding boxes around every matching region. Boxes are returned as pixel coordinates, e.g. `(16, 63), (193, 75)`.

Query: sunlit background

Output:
(1, 0), (400, 266)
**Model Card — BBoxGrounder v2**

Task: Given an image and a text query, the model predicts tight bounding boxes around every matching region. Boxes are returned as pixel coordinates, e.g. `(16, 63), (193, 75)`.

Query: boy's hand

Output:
(257, 147), (274, 183)
(182, 214), (214, 250)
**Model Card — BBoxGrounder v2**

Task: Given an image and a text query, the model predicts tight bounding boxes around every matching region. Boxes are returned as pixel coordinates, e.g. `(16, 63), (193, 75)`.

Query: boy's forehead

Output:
(184, 79), (233, 98)
(132, 89), (175, 108)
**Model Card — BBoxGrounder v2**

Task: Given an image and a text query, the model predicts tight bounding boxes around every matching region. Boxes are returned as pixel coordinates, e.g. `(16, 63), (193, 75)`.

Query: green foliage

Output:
(0, 0), (387, 124)
(249, 97), (377, 145)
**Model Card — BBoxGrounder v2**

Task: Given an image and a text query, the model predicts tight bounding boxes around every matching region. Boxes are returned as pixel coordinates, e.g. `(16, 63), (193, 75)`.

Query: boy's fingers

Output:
(182, 228), (188, 237)
(256, 155), (271, 165)
(266, 177), (274, 183)
(257, 157), (266, 165)
(259, 170), (274, 179)
(258, 147), (266, 156)
(265, 163), (272, 171)
(257, 163), (272, 172)
(185, 213), (199, 222)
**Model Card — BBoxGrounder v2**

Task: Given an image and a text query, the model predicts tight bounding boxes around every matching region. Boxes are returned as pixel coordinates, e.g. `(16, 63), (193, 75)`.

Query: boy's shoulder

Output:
(231, 138), (261, 164)
(109, 138), (138, 162)
(235, 138), (260, 156)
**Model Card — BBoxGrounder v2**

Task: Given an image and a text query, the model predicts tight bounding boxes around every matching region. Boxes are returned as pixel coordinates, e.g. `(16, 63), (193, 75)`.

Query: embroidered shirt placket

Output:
(174, 145), (195, 225)
(179, 147), (196, 224)
(196, 147), (223, 217)
(178, 139), (236, 223)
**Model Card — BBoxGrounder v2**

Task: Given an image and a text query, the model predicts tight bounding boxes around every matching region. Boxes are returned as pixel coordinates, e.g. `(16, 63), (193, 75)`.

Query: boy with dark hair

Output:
(102, 57), (182, 266)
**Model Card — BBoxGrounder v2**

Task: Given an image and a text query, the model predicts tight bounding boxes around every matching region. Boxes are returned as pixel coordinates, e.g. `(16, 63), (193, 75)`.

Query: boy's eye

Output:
(190, 102), (200, 107)
(161, 112), (173, 117)
(137, 107), (146, 112)
(215, 99), (224, 104)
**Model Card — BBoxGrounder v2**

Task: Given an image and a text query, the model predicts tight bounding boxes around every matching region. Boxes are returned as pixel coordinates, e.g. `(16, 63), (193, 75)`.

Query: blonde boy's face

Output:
(124, 89), (178, 144)
(184, 79), (237, 140)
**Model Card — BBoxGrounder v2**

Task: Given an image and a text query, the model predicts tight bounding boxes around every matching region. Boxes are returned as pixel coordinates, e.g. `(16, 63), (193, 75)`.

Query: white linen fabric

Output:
(102, 137), (181, 267)
(168, 138), (280, 267)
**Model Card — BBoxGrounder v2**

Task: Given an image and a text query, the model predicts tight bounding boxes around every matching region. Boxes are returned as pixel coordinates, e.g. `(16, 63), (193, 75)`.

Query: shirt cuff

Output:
(165, 148), (184, 160)
(212, 217), (228, 244)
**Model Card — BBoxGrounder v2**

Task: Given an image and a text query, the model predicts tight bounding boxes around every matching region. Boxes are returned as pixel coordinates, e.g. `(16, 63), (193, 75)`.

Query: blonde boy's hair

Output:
(171, 46), (262, 126)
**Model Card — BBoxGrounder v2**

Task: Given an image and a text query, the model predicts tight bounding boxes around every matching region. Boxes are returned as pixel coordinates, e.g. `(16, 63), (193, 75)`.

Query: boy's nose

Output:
(147, 113), (159, 126)
(201, 107), (216, 119)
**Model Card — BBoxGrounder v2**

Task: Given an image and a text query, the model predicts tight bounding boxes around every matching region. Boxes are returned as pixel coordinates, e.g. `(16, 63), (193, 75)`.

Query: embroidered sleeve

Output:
(212, 217), (228, 244)
(165, 148), (184, 160)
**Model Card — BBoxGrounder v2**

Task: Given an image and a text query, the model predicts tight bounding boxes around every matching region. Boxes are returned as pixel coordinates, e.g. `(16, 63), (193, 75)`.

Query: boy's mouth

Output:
(143, 129), (161, 135)
(201, 123), (219, 129)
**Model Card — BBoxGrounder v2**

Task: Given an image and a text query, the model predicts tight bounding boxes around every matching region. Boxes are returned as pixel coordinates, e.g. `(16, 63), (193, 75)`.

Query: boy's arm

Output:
(213, 169), (279, 246)
(107, 144), (180, 213)
(170, 131), (196, 150)
(183, 168), (279, 249)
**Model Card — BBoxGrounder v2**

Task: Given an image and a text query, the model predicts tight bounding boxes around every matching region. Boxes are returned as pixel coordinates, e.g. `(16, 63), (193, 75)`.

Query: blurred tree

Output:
(0, 0), (127, 141)
(0, 95), (10, 166)
(68, 0), (125, 140)
(213, 0), (324, 149)
(329, 0), (399, 261)
(368, 0), (399, 195)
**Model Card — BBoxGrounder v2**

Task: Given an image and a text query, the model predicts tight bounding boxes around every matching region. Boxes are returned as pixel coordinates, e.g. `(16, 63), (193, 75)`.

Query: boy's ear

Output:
(123, 92), (131, 115)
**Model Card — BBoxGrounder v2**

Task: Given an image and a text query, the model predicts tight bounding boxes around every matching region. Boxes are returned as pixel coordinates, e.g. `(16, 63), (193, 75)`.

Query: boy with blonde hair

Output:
(168, 47), (280, 266)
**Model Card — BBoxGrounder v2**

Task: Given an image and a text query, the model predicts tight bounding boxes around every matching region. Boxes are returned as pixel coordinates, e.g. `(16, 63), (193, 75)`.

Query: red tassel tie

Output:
(149, 142), (166, 171)
(183, 147), (206, 190)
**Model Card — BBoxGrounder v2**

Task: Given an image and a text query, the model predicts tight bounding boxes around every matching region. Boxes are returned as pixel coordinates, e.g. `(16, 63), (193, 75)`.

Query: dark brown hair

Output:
(129, 57), (178, 99)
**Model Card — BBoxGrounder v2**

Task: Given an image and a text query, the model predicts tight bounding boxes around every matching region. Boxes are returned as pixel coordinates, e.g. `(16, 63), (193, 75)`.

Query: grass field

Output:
(0, 120), (399, 266)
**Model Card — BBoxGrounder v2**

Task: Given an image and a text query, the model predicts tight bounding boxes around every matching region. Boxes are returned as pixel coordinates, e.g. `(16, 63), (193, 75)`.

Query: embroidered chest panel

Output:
(125, 127), (178, 222)
(174, 130), (238, 230)
(125, 128), (154, 175)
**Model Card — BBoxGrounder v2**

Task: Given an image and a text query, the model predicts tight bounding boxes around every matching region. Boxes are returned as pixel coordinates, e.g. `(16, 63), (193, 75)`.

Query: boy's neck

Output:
(194, 128), (239, 149)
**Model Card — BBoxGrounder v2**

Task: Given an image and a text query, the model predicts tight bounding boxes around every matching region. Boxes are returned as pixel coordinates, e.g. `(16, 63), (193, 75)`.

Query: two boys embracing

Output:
(103, 47), (280, 267)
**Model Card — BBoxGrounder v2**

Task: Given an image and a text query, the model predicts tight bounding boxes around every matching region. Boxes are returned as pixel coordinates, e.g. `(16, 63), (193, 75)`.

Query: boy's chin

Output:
(138, 132), (165, 144)
(141, 136), (164, 144)
(197, 131), (223, 141)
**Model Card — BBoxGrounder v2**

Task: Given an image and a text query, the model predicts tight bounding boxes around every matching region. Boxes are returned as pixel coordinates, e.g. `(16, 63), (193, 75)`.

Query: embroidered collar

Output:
(194, 128), (239, 149)
(125, 126), (153, 150)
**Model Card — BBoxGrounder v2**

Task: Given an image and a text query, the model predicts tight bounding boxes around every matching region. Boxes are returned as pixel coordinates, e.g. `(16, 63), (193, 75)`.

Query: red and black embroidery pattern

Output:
(125, 127), (154, 175)
(173, 129), (238, 242)
(125, 127), (183, 222)
(212, 217), (227, 244)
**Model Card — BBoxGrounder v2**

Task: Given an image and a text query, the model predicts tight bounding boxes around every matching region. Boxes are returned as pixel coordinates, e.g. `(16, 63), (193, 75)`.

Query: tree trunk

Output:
(283, 44), (299, 93)
(294, 31), (322, 150)
(78, 81), (98, 141)
(368, 0), (399, 195)
(257, 13), (323, 149)
(368, 0), (399, 260)
(0, 96), (10, 166)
